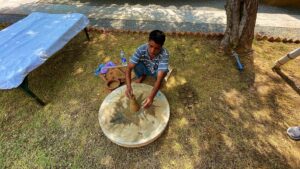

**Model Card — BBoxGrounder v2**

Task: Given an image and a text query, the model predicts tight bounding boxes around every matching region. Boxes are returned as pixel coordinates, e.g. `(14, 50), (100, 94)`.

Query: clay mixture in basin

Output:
(98, 83), (170, 147)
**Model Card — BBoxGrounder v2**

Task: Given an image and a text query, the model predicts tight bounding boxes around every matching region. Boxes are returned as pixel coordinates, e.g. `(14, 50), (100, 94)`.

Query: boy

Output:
(125, 30), (169, 108)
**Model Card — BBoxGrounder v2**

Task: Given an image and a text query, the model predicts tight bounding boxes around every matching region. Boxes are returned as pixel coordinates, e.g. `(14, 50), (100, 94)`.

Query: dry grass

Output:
(0, 28), (300, 168)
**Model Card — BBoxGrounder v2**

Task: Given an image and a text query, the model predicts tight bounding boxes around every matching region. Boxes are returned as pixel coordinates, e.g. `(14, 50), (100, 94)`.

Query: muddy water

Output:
(129, 94), (140, 113)
(99, 83), (170, 147)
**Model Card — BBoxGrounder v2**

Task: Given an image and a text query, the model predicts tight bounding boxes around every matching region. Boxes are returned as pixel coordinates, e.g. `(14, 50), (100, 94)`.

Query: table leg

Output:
(84, 27), (90, 41)
(19, 76), (46, 106)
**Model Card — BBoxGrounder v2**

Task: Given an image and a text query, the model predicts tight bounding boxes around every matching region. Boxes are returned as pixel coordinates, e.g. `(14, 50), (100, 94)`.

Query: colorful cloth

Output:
(94, 61), (116, 76)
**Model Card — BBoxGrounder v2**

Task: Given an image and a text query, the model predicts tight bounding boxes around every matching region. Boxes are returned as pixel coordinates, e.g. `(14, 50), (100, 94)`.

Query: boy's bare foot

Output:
(134, 75), (146, 83)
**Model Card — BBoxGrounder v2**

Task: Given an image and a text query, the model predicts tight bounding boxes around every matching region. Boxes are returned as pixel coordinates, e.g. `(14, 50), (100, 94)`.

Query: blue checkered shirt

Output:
(130, 44), (169, 74)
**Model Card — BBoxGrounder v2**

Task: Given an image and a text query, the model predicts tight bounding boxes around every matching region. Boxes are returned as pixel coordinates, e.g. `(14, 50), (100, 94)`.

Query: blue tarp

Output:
(0, 12), (89, 89)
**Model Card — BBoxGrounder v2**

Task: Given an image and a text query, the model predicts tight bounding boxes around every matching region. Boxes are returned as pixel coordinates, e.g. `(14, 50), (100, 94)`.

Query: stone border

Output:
(1, 21), (299, 44)
(87, 26), (300, 44)
(256, 33), (300, 43)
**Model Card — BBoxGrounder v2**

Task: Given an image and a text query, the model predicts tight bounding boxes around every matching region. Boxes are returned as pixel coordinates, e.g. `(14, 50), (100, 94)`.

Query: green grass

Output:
(1, 28), (300, 168)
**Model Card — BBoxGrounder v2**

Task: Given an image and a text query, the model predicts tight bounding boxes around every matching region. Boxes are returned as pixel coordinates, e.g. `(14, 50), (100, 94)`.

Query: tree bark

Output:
(220, 0), (259, 56)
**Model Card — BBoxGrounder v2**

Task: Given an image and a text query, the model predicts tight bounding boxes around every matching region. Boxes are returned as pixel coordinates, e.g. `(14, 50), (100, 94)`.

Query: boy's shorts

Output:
(134, 62), (157, 78)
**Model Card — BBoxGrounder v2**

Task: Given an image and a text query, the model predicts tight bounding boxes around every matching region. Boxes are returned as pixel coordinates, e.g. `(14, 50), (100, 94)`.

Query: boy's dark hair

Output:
(149, 30), (166, 46)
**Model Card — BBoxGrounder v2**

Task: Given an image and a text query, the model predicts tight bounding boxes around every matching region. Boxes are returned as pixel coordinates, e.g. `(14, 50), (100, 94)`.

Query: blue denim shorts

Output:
(134, 62), (157, 78)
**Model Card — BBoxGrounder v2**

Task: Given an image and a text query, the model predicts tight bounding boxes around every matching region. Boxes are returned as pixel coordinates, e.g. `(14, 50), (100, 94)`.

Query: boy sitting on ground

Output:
(125, 30), (169, 109)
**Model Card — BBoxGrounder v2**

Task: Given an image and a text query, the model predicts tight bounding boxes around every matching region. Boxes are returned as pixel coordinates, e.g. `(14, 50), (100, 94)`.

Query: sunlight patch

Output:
(166, 76), (187, 89)
(73, 67), (84, 75)
(178, 117), (189, 127)
(194, 48), (200, 54)
(253, 124), (266, 134)
(111, 20), (125, 29)
(189, 137), (201, 153)
(101, 155), (114, 167)
(222, 89), (245, 109)
(221, 133), (234, 151)
(252, 109), (272, 121)
(229, 109), (240, 119)
(59, 113), (72, 130)
(172, 142), (183, 153)
(97, 50), (104, 56)
(103, 56), (111, 63)
(69, 99), (79, 105)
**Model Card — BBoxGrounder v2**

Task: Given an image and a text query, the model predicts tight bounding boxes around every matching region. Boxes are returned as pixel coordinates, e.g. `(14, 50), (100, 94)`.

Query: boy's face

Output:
(148, 40), (162, 58)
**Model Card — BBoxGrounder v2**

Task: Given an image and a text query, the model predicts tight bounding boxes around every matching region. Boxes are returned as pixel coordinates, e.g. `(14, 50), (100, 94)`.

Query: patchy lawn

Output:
(0, 26), (300, 168)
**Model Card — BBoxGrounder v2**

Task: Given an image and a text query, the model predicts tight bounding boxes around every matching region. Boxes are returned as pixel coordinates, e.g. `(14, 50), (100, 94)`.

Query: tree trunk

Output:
(220, 0), (259, 56)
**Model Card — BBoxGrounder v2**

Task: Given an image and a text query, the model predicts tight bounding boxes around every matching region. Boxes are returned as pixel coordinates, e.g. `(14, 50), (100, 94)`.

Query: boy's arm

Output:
(143, 71), (167, 108)
(125, 63), (135, 98)
(126, 45), (143, 97)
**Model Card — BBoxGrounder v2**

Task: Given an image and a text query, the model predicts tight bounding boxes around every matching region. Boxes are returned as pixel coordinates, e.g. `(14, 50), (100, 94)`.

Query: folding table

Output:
(0, 12), (90, 105)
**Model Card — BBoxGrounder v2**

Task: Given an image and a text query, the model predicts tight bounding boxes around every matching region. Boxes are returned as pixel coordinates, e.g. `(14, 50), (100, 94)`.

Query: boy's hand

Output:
(125, 86), (133, 98)
(142, 96), (153, 109)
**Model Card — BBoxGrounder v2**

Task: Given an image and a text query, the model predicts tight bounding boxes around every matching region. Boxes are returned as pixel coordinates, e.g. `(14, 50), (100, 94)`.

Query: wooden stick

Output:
(273, 68), (300, 95)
